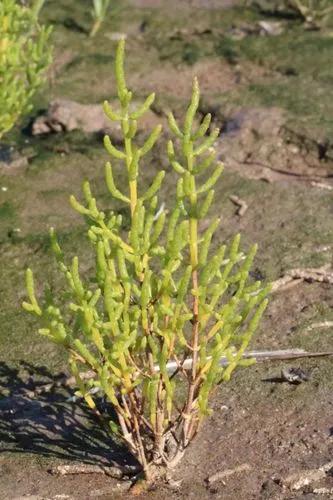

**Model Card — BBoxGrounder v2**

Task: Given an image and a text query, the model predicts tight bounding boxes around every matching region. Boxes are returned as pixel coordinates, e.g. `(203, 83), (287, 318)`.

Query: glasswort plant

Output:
(23, 40), (269, 481)
(90, 0), (111, 37)
(0, 0), (52, 139)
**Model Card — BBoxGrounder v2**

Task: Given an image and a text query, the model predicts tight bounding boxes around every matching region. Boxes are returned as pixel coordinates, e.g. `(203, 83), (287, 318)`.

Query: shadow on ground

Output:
(0, 362), (135, 468)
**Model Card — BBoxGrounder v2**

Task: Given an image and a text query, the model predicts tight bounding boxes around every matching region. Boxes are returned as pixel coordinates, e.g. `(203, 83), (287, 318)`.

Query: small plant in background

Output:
(0, 0), (52, 140)
(23, 40), (269, 482)
(90, 0), (111, 37)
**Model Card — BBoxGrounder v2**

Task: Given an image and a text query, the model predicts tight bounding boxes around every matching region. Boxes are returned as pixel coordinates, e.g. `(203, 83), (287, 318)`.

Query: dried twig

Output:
(49, 463), (140, 478)
(243, 158), (333, 180)
(229, 195), (248, 217)
(283, 460), (333, 491)
(271, 276), (303, 292)
(66, 350), (333, 386)
(310, 181), (333, 190)
(306, 321), (333, 331)
(164, 349), (333, 374)
(272, 265), (333, 292)
(207, 463), (252, 485)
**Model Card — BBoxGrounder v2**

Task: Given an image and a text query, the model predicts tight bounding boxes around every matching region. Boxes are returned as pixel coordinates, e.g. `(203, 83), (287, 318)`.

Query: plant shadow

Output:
(0, 361), (136, 468)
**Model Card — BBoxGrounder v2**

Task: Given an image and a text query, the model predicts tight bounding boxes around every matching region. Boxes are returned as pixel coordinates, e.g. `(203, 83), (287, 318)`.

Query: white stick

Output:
(66, 349), (333, 392)
(162, 349), (333, 374)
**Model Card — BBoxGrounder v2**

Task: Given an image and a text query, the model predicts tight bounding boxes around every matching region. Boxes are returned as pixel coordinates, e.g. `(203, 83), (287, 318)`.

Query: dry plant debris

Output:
(310, 181), (333, 190)
(271, 265), (333, 292)
(306, 321), (333, 331)
(229, 195), (248, 217)
(206, 463), (252, 485)
(283, 460), (333, 491)
(50, 463), (139, 478)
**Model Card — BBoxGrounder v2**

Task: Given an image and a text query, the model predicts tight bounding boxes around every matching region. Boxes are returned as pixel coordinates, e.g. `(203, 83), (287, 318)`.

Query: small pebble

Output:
(281, 367), (309, 384)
